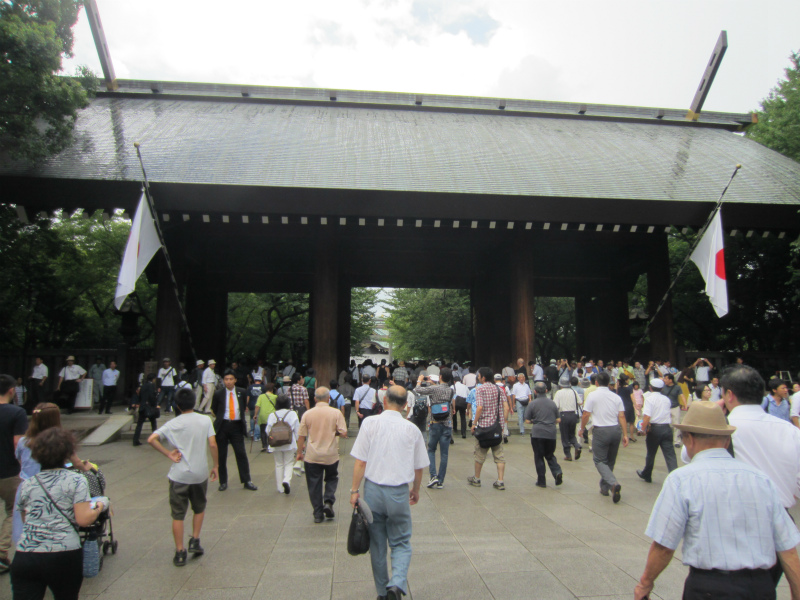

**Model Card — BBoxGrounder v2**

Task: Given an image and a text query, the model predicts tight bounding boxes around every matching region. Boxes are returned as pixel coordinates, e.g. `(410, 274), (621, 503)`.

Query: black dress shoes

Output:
(218, 483), (228, 491)
(386, 586), (405, 599)
(243, 481), (258, 491)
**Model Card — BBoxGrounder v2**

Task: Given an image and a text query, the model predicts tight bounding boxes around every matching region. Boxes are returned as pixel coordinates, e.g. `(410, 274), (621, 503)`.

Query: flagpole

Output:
(133, 142), (198, 363)
(629, 164), (741, 361)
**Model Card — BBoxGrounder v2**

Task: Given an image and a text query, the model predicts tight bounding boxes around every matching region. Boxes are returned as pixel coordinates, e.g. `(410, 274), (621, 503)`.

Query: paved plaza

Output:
(1, 415), (796, 600)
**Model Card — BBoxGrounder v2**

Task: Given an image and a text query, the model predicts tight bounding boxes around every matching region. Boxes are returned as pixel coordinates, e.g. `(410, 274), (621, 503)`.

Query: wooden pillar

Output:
(648, 236), (676, 363)
(336, 283), (352, 378)
(310, 238), (338, 390)
(153, 257), (182, 367)
(471, 263), (511, 372)
(185, 277), (227, 367)
(510, 239), (536, 364)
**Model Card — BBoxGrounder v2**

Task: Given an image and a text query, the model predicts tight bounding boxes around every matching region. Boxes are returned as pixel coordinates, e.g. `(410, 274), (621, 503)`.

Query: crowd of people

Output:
(3, 353), (800, 599)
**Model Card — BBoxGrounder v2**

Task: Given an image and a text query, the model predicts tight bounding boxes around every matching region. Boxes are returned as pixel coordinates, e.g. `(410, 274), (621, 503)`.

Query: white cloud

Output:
(61, 0), (800, 113)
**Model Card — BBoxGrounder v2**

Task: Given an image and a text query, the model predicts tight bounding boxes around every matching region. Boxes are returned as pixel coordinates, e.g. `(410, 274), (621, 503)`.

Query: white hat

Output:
(196, 359), (204, 366)
(66, 356), (75, 361)
(208, 359), (216, 365)
(558, 376), (571, 388)
(650, 378), (665, 389)
(429, 374), (440, 382)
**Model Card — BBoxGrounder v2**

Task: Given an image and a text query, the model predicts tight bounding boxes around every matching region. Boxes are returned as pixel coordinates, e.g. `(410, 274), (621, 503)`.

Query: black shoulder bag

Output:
(474, 388), (504, 448)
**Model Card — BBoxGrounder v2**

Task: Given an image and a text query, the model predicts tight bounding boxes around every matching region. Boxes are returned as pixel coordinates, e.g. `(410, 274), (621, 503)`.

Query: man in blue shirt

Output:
(762, 377), (791, 422)
(634, 401), (800, 600)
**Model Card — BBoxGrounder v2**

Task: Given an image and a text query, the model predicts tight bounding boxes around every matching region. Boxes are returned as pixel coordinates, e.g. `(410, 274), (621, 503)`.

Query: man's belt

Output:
(690, 566), (768, 577)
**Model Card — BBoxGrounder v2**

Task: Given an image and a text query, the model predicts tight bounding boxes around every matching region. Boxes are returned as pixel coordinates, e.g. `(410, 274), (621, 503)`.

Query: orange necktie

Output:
(228, 391), (236, 420)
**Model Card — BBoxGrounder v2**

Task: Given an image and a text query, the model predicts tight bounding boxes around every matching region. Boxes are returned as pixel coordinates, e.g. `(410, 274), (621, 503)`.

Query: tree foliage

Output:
(384, 288), (472, 362)
(534, 297), (576, 360)
(0, 205), (157, 355)
(0, 0), (98, 162)
(226, 288), (379, 364)
(629, 229), (799, 357)
(746, 51), (800, 163)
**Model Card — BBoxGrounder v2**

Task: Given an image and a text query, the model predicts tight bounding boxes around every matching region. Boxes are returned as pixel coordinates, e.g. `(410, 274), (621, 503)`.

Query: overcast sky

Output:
(63, 1), (798, 114)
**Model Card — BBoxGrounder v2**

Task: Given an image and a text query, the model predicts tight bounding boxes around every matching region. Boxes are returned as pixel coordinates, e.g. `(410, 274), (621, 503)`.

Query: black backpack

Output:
(329, 390), (342, 409)
(410, 393), (428, 425)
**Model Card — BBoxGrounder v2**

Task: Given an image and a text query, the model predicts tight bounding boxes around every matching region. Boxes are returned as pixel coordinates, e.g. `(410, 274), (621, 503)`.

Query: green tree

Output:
(350, 288), (379, 356)
(534, 297), (576, 360)
(745, 50), (800, 303)
(0, 206), (157, 357)
(0, 1), (98, 162)
(226, 287), (380, 364)
(384, 288), (472, 362)
(746, 51), (800, 163)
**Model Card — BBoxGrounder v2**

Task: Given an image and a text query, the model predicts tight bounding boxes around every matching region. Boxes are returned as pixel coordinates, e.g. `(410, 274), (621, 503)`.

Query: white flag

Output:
(690, 209), (728, 317)
(114, 194), (162, 310)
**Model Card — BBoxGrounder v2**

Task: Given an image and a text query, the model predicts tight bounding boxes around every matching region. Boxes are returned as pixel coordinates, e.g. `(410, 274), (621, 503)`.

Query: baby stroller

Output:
(67, 462), (118, 569)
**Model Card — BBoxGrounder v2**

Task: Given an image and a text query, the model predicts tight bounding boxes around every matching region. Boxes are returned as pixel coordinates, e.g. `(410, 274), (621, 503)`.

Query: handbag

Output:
(34, 474), (100, 578)
(473, 388), (504, 448)
(347, 499), (372, 556)
(146, 403), (161, 420)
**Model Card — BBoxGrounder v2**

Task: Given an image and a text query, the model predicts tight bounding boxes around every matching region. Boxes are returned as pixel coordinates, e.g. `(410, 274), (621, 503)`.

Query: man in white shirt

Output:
(28, 357), (48, 413)
(98, 361), (120, 415)
(721, 365), (800, 588)
(199, 360), (217, 414)
(635, 379), (677, 483)
(350, 385), (428, 600)
(462, 367), (477, 390)
(510, 373), (532, 436)
(354, 375), (378, 428)
(579, 371), (628, 503)
(57, 356), (86, 414)
(157, 358), (178, 414)
(693, 357), (714, 386)
(708, 377), (722, 402)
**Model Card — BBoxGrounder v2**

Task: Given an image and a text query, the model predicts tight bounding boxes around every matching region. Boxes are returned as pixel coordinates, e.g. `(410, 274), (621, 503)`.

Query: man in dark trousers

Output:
(524, 382), (563, 488)
(0, 374), (28, 572)
(211, 369), (257, 491)
(132, 373), (159, 446)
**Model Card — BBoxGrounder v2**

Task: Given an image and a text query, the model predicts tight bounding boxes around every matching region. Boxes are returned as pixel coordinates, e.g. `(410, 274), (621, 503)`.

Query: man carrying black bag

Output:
(468, 367), (509, 490)
(350, 385), (428, 600)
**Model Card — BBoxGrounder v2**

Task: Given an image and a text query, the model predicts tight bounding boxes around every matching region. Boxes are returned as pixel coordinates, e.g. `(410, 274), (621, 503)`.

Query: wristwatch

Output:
(349, 489), (359, 494)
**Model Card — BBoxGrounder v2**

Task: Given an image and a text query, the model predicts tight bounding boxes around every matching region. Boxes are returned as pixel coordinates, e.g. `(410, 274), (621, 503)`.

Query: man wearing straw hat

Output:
(634, 401), (800, 600)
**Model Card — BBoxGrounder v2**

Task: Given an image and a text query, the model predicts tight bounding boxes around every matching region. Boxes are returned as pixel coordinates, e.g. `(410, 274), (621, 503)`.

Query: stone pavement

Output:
(1, 415), (796, 600)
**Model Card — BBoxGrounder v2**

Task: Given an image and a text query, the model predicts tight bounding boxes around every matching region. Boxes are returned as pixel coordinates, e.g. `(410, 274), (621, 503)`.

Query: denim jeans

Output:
(250, 416), (260, 440)
(516, 400), (528, 433)
(427, 423), (451, 483)
(157, 386), (175, 411)
(364, 479), (412, 596)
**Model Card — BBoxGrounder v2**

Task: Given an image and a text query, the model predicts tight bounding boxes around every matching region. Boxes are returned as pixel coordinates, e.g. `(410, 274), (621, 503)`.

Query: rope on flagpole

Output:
(134, 142), (198, 363)
(629, 164), (741, 361)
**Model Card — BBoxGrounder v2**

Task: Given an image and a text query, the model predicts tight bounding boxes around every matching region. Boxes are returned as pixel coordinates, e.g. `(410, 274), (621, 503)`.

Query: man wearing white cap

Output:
(199, 360), (217, 414)
(635, 379), (677, 483)
(57, 356), (86, 414)
(191, 360), (205, 408)
(635, 401), (800, 600)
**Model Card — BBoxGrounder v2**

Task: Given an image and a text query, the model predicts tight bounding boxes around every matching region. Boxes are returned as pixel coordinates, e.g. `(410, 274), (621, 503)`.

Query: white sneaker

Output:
(427, 476), (439, 488)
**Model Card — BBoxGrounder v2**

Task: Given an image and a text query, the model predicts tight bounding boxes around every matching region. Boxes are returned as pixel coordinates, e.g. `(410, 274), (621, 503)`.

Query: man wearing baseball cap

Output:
(191, 360), (205, 408)
(634, 401), (800, 600)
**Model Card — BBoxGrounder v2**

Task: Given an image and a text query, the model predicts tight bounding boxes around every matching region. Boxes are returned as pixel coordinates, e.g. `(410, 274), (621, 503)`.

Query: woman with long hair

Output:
(12, 404), (88, 546)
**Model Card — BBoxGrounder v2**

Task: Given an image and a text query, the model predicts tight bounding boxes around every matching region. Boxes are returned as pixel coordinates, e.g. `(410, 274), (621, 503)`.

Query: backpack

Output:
(268, 412), (293, 447)
(329, 390), (342, 409)
(430, 389), (454, 422)
(410, 393), (428, 425)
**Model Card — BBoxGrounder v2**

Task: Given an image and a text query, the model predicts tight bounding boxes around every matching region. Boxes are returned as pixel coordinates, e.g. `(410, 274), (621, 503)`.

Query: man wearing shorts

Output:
(468, 368), (509, 490)
(149, 388), (219, 567)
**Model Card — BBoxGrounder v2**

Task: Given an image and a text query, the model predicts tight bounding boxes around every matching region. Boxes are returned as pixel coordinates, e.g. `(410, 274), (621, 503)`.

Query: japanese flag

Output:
(114, 194), (162, 310)
(690, 209), (728, 317)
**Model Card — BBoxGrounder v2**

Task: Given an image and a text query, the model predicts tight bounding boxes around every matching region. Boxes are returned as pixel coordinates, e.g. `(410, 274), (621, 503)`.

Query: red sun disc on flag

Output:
(715, 249), (726, 280)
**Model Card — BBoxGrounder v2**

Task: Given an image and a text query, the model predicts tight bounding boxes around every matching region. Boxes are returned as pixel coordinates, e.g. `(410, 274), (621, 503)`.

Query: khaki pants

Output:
(198, 383), (215, 413)
(670, 406), (682, 445)
(0, 475), (21, 561)
(194, 384), (204, 408)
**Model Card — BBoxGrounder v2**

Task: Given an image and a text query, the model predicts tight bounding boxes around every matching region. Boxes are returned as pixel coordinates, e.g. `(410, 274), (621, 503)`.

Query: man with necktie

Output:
(211, 369), (257, 491)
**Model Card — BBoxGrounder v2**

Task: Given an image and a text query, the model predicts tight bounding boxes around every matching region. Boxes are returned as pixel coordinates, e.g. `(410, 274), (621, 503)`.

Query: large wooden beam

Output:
(310, 237), (339, 393)
(510, 238), (536, 364)
(83, 0), (118, 90)
(687, 31), (728, 120)
(647, 236), (676, 363)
